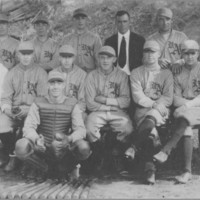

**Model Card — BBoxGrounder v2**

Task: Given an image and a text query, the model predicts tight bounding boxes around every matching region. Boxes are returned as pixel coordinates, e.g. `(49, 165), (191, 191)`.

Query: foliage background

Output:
(3, 0), (200, 43)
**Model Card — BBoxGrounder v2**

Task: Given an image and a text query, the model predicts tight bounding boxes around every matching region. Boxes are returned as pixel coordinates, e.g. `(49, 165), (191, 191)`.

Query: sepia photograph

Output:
(0, 0), (200, 199)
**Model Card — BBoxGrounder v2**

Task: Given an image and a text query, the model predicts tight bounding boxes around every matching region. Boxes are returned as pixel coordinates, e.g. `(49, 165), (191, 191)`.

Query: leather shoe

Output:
(125, 145), (136, 160)
(146, 170), (155, 185)
(4, 157), (16, 172)
(175, 172), (191, 184)
(0, 155), (8, 167)
(153, 151), (168, 163)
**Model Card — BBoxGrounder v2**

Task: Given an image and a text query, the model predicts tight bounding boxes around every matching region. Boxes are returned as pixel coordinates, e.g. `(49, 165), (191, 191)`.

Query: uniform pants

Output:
(86, 110), (134, 143)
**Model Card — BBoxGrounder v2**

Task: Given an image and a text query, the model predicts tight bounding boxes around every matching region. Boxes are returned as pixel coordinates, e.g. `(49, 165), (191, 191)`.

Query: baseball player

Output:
(0, 41), (48, 172)
(148, 7), (188, 73)
(14, 71), (91, 179)
(32, 15), (59, 73)
(125, 40), (173, 184)
(154, 40), (200, 184)
(54, 44), (86, 112)
(62, 8), (102, 73)
(0, 13), (19, 70)
(85, 46), (133, 174)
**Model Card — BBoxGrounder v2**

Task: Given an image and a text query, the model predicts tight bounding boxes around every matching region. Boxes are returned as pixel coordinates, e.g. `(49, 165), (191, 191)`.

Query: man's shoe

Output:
(125, 145), (136, 160)
(146, 170), (155, 185)
(4, 157), (16, 172)
(153, 151), (168, 163)
(175, 172), (191, 184)
(0, 155), (9, 167)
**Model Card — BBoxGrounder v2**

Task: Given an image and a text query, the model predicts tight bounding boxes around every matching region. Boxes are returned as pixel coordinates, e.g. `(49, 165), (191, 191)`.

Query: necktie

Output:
(118, 36), (126, 68)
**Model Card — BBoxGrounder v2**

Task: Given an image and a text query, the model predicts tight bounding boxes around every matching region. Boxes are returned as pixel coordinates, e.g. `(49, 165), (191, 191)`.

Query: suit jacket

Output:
(104, 31), (145, 72)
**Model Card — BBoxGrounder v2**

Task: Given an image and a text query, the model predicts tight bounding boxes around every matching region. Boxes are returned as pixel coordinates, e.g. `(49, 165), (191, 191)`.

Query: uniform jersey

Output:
(0, 36), (19, 69)
(148, 30), (188, 64)
(31, 37), (59, 72)
(1, 63), (48, 111)
(85, 67), (130, 112)
(130, 65), (173, 125)
(62, 30), (102, 73)
(54, 65), (87, 111)
(174, 62), (200, 107)
(0, 63), (8, 103)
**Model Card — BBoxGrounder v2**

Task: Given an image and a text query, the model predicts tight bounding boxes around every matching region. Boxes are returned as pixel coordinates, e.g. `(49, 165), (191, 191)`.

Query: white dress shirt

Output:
(117, 30), (130, 75)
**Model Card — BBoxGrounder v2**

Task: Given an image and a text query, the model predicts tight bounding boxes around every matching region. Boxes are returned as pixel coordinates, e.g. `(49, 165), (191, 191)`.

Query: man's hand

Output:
(95, 96), (107, 104)
(110, 106), (119, 112)
(35, 134), (46, 153)
(54, 133), (72, 150)
(171, 62), (183, 75)
(158, 58), (171, 69)
(174, 104), (187, 116)
(14, 105), (29, 120)
(4, 108), (14, 118)
(153, 103), (168, 117)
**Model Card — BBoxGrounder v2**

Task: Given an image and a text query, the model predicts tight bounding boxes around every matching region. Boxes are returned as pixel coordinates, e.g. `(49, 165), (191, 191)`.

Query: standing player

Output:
(62, 8), (102, 73)
(54, 44), (86, 112)
(125, 40), (173, 184)
(148, 7), (188, 73)
(154, 40), (200, 184)
(0, 13), (19, 70)
(0, 41), (48, 172)
(85, 46), (133, 174)
(32, 15), (59, 73)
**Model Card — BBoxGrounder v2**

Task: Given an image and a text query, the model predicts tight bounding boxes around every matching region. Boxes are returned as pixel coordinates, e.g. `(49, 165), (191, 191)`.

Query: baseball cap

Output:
(143, 40), (160, 52)
(181, 40), (199, 53)
(98, 46), (116, 57)
(0, 13), (9, 23)
(48, 71), (65, 82)
(33, 15), (49, 25)
(73, 8), (88, 18)
(157, 7), (173, 19)
(59, 45), (76, 57)
(18, 41), (34, 54)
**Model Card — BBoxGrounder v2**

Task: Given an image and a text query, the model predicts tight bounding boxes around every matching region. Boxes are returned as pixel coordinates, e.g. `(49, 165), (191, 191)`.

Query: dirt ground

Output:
(0, 151), (200, 199)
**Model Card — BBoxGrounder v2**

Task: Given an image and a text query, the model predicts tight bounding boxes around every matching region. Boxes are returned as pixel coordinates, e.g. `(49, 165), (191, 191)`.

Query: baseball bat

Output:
(17, 180), (51, 199)
(30, 181), (54, 199)
(48, 180), (68, 199)
(56, 180), (74, 199)
(7, 182), (37, 199)
(39, 182), (63, 199)
(64, 179), (82, 199)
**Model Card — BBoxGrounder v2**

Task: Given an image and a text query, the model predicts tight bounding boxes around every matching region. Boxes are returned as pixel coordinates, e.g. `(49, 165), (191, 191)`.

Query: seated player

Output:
(125, 40), (173, 184)
(0, 41), (47, 172)
(154, 40), (200, 184)
(85, 46), (133, 174)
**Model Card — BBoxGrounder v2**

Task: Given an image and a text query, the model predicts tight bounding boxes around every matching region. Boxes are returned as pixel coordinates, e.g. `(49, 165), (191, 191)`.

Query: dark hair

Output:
(115, 10), (130, 19)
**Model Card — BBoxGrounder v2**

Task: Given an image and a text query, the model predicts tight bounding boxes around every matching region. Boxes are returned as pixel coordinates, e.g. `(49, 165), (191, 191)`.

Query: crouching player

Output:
(14, 71), (91, 179)
(154, 40), (200, 184)
(125, 40), (173, 184)
(85, 46), (134, 174)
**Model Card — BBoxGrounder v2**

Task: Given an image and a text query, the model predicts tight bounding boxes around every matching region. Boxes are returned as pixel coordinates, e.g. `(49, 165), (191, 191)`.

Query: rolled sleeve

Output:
(71, 104), (86, 142)
(23, 103), (40, 143)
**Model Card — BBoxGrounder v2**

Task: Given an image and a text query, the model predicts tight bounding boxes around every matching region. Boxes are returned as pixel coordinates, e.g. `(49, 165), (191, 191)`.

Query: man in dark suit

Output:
(105, 10), (145, 75)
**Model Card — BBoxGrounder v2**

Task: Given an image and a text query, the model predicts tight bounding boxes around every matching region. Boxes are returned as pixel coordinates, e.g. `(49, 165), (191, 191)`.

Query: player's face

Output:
(182, 51), (199, 66)
(157, 15), (172, 32)
(73, 16), (87, 31)
(34, 22), (49, 37)
(99, 54), (116, 72)
(60, 55), (75, 69)
(18, 52), (34, 66)
(116, 14), (130, 34)
(48, 80), (65, 98)
(0, 22), (8, 36)
(143, 51), (160, 65)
